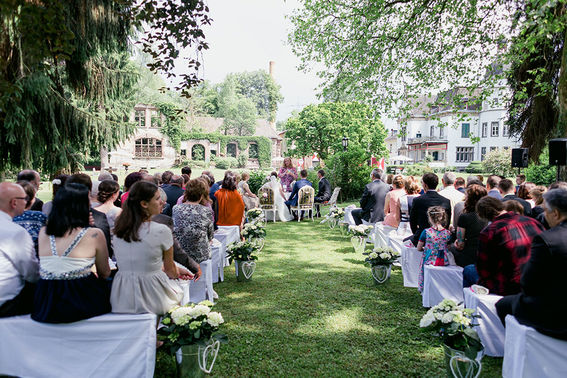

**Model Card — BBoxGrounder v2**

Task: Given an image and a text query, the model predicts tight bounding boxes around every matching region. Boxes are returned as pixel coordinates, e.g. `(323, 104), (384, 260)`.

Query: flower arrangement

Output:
(158, 300), (227, 355)
(247, 208), (264, 222)
(226, 240), (258, 262)
(242, 221), (266, 240)
(364, 247), (400, 266)
(328, 207), (345, 219)
(419, 299), (482, 357)
(348, 224), (374, 237)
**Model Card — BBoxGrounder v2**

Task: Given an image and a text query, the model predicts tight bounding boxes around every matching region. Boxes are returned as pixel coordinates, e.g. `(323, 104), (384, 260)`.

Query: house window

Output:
(461, 123), (470, 138)
(180, 149), (187, 157)
(490, 146), (497, 152)
(503, 123), (510, 137)
(135, 110), (145, 128)
(456, 147), (474, 163)
(150, 110), (161, 128)
(135, 138), (162, 158)
(491, 121), (499, 137)
(482, 122), (487, 138)
(481, 147), (486, 161)
(227, 143), (237, 158)
(439, 126), (445, 138)
(249, 143), (259, 159)
(430, 126), (435, 137)
(401, 126), (407, 142)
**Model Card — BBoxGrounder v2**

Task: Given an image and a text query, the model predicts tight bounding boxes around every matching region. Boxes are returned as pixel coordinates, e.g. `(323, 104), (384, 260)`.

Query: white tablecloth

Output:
(503, 315), (567, 377)
(401, 245), (421, 288)
(422, 265), (464, 307)
(0, 313), (157, 378)
(463, 288), (505, 357)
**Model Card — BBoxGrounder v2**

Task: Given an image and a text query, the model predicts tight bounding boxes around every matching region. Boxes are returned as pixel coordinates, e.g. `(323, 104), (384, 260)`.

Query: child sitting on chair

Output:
(416, 206), (452, 292)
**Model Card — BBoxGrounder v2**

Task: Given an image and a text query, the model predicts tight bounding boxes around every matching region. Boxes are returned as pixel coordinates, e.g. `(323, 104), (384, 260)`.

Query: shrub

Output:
(306, 169), (319, 187)
(237, 153), (249, 168)
(482, 149), (516, 177)
(525, 148), (557, 186)
(192, 160), (209, 168)
(327, 147), (373, 200)
(216, 157), (238, 169)
(465, 161), (483, 174)
(402, 164), (433, 176)
(248, 170), (267, 195)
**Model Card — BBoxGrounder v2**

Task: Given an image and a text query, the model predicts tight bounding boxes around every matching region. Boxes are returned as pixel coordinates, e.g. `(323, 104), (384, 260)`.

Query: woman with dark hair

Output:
(94, 180), (122, 231)
(214, 171), (245, 228)
(518, 182), (536, 207)
(41, 174), (68, 216)
(14, 181), (47, 253)
(451, 184), (488, 267)
(120, 172), (144, 203)
(172, 179), (214, 263)
(111, 181), (189, 315)
(32, 183), (111, 323)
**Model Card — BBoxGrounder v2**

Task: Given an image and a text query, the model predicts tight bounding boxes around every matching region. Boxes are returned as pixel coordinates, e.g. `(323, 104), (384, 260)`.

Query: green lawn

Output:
(156, 206), (503, 377)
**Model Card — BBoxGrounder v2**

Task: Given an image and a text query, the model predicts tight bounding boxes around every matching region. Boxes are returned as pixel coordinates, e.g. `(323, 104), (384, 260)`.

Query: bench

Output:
(422, 265), (464, 307)
(0, 313), (157, 378)
(463, 288), (505, 357)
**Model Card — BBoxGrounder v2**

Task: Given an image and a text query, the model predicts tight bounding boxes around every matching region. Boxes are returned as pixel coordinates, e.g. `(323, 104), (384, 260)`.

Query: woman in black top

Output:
(451, 184), (488, 267)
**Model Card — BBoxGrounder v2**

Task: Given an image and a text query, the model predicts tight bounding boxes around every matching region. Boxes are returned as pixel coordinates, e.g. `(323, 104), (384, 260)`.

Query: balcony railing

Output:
(407, 135), (448, 144)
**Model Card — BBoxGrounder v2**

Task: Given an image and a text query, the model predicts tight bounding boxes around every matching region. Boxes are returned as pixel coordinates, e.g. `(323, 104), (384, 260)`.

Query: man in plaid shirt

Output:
(475, 196), (544, 296)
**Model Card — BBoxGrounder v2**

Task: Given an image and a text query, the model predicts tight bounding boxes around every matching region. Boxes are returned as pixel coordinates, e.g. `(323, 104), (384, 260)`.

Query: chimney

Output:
(269, 61), (275, 79)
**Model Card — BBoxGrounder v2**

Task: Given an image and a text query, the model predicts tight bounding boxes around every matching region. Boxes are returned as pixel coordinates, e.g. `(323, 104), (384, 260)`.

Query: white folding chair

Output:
(290, 186), (315, 222)
(422, 265), (464, 307)
(258, 187), (277, 222)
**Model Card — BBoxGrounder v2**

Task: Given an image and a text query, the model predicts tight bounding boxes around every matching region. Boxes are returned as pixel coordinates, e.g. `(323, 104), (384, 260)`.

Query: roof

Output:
(190, 116), (281, 140)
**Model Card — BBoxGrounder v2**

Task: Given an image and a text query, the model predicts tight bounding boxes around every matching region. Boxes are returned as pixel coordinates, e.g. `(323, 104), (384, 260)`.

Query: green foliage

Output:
(285, 102), (387, 161)
(482, 149), (516, 178)
(226, 241), (258, 263)
(465, 161), (484, 174)
(327, 147), (373, 200)
(402, 164), (433, 177)
(191, 144), (205, 161)
(525, 148), (557, 186)
(229, 70), (284, 122)
(237, 153), (249, 168)
(221, 96), (257, 136)
(306, 169), (319, 187)
(156, 102), (186, 150)
(247, 170), (267, 194)
(215, 157), (238, 170)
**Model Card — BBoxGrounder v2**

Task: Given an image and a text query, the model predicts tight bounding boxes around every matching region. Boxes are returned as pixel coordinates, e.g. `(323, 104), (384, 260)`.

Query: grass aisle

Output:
(157, 211), (503, 376)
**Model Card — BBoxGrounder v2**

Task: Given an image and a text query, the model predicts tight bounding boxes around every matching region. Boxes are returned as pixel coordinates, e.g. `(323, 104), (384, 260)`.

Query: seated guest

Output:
(173, 179), (215, 264)
(94, 180), (122, 232)
(14, 181), (47, 253)
(32, 183), (111, 323)
(215, 171), (245, 228)
(111, 181), (190, 315)
(181, 166), (192, 179)
(452, 178), (483, 226)
(238, 172), (260, 211)
(182, 174), (190, 189)
(383, 175), (406, 229)
(163, 175), (185, 210)
(438, 172), (465, 227)
(495, 189), (567, 340)
(398, 177), (420, 235)
(504, 200), (524, 215)
(450, 184), (487, 268)
(17, 169), (43, 211)
(410, 173), (451, 246)
(314, 169), (331, 217)
(120, 172), (144, 203)
(518, 182), (536, 208)
(285, 169), (313, 218)
(515, 174), (526, 194)
(352, 168), (389, 225)
(486, 175), (502, 200)
(455, 177), (466, 193)
(0, 182), (39, 317)
(500, 178), (532, 216)
(42, 174), (68, 216)
(161, 170), (174, 189)
(529, 185), (547, 219)
(464, 196), (544, 295)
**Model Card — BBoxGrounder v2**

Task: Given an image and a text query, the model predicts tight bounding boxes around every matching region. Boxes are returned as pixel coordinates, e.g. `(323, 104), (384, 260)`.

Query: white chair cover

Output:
(374, 223), (396, 249)
(463, 288), (505, 357)
(189, 259), (214, 304)
(0, 313), (157, 378)
(215, 226), (240, 266)
(401, 244), (421, 288)
(344, 206), (357, 225)
(179, 279), (190, 305)
(210, 239), (224, 283)
(503, 315), (567, 377)
(422, 265), (464, 307)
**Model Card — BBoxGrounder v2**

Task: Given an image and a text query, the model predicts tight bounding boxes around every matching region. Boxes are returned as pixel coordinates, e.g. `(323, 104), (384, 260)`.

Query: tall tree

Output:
(284, 102), (387, 160)
(229, 70), (284, 122)
(221, 96), (258, 136)
(288, 0), (567, 160)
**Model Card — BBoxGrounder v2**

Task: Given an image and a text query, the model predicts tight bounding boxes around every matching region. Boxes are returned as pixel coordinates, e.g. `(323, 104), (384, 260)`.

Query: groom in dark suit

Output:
(285, 169), (312, 216)
(314, 169), (331, 217)
(352, 168), (389, 225)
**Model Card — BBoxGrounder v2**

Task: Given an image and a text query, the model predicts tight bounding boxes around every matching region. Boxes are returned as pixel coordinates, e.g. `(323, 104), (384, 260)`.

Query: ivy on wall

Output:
(155, 102), (186, 150)
(180, 131), (272, 168)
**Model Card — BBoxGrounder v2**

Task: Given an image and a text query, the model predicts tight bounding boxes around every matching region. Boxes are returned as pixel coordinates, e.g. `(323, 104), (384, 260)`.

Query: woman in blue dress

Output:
(32, 183), (111, 323)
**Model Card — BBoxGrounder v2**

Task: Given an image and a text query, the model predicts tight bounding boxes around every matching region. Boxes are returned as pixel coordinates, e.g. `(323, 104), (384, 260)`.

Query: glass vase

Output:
(338, 221), (349, 236)
(176, 344), (203, 378)
(249, 237), (265, 252)
(443, 344), (484, 378)
(350, 236), (366, 253)
(371, 264), (391, 284)
(235, 259), (255, 282)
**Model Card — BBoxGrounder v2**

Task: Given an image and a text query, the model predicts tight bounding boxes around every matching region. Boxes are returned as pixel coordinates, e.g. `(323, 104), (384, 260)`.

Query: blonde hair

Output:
(427, 206), (448, 228)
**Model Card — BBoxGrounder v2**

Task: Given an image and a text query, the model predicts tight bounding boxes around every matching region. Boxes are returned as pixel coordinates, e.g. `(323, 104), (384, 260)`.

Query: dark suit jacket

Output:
(286, 179), (312, 207)
(315, 178), (331, 202)
(359, 179), (390, 223)
(409, 190), (452, 245)
(163, 184), (185, 211)
(502, 194), (532, 217)
(498, 221), (567, 340)
(91, 208), (113, 258)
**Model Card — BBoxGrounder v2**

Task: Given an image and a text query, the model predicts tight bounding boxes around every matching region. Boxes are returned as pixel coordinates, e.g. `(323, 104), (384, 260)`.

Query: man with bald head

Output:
(0, 182), (39, 317)
(17, 169), (43, 211)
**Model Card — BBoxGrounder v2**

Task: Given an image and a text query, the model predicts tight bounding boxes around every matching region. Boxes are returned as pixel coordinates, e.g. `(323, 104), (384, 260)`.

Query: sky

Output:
(175, 0), (322, 122)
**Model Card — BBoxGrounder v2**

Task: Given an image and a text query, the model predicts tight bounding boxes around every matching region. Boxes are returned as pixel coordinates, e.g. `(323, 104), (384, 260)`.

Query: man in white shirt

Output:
(438, 172), (465, 227)
(0, 182), (39, 317)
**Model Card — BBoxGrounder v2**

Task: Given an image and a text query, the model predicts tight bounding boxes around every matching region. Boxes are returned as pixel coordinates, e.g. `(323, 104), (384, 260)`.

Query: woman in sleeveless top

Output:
(383, 175), (406, 228)
(32, 183), (111, 323)
(111, 181), (190, 315)
(397, 177), (421, 235)
(94, 179), (122, 232)
(238, 172), (260, 211)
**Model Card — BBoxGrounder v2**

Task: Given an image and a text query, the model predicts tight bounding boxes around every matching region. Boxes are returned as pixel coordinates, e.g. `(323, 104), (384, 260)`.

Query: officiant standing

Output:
(314, 169), (331, 217)
(279, 157), (297, 193)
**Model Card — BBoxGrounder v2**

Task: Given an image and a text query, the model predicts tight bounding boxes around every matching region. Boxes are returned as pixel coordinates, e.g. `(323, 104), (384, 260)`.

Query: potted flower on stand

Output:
(322, 207), (345, 229)
(242, 221), (266, 251)
(420, 299), (484, 377)
(348, 224), (374, 253)
(158, 300), (227, 378)
(226, 241), (258, 282)
(363, 247), (400, 284)
(247, 207), (265, 225)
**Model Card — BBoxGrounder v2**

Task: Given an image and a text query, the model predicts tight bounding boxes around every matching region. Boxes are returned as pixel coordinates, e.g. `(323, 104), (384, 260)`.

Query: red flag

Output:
(378, 158), (385, 170)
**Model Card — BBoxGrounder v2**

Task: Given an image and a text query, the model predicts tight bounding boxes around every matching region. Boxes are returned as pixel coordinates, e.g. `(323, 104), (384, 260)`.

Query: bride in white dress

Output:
(266, 175), (294, 222)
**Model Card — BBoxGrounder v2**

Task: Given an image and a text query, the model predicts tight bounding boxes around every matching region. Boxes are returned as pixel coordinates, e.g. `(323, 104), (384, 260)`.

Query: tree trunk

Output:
(555, 26), (567, 181)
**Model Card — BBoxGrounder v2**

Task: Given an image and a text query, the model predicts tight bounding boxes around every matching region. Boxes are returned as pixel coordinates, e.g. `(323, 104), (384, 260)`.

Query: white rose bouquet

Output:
(363, 247), (400, 266)
(247, 208), (265, 222)
(158, 300), (228, 355)
(348, 224), (374, 237)
(419, 299), (482, 357)
(242, 220), (266, 239)
(226, 240), (258, 262)
(329, 207), (345, 219)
